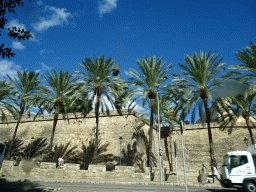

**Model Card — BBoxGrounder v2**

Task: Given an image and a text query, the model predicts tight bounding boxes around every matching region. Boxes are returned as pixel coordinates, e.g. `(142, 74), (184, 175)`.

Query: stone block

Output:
(75, 170), (89, 179)
(144, 167), (150, 174)
(63, 163), (80, 170)
(40, 162), (56, 169)
(88, 165), (106, 172)
(115, 166), (135, 174)
(151, 167), (160, 175)
(1, 160), (13, 167)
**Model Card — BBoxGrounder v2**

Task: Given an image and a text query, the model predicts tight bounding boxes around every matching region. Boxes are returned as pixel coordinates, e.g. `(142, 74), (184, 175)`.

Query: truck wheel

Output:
(244, 181), (256, 192)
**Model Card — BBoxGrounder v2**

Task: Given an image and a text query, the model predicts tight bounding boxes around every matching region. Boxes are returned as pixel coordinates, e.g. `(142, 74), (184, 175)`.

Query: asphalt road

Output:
(36, 182), (239, 192)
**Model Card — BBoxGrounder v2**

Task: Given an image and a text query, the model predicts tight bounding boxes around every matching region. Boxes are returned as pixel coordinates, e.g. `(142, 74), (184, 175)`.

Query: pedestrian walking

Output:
(211, 164), (220, 183)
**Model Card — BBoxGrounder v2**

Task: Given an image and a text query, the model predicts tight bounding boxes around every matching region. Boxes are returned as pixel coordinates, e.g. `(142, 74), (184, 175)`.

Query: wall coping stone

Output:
(2, 160), (13, 167)
(0, 109), (137, 124)
(63, 163), (80, 170)
(40, 162), (56, 169)
(115, 166), (135, 173)
(88, 165), (106, 173)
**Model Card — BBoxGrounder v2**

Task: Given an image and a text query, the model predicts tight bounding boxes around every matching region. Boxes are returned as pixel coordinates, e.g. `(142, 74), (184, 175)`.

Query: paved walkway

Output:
(4, 177), (223, 189)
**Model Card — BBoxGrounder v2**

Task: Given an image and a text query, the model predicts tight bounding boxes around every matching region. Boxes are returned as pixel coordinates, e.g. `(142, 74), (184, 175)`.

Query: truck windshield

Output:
(223, 155), (228, 166)
(230, 155), (248, 169)
(0, 144), (4, 154)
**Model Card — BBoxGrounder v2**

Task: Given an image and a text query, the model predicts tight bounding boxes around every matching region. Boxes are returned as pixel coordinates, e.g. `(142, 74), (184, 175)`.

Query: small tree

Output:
(0, 0), (33, 58)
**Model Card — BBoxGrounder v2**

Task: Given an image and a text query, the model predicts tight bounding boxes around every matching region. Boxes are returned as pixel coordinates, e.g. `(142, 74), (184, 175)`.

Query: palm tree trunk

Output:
(8, 100), (26, 158)
(245, 117), (255, 145)
(49, 106), (60, 150)
(148, 99), (154, 167)
(169, 136), (173, 171)
(202, 97), (216, 164)
(93, 94), (100, 164)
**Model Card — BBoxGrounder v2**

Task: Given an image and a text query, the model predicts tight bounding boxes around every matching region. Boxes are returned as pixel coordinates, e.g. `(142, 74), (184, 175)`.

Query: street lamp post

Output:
(174, 138), (178, 183)
(156, 85), (163, 183)
(28, 137), (35, 160)
(119, 136), (123, 166)
(180, 121), (188, 192)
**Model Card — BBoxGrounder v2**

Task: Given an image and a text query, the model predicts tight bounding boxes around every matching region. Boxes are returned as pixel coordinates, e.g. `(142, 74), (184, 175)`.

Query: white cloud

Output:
(6, 19), (26, 31)
(36, 0), (43, 6)
(7, 19), (38, 42)
(0, 60), (21, 80)
(35, 62), (52, 74)
(32, 6), (72, 32)
(29, 32), (40, 42)
(98, 0), (118, 17)
(12, 41), (25, 50)
(39, 49), (53, 58)
(124, 100), (146, 113)
(89, 94), (145, 113)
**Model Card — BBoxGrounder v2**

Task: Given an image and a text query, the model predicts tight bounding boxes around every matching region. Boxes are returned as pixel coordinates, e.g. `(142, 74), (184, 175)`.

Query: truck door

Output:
(229, 155), (253, 183)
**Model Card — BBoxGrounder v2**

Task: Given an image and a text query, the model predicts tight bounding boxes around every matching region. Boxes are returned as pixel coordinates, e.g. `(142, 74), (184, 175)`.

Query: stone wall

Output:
(0, 110), (139, 158)
(1, 161), (152, 182)
(161, 122), (254, 173)
(0, 110), (255, 179)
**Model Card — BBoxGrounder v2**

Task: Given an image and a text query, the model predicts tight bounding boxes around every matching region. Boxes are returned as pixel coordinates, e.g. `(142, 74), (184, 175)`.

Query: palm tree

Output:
(0, 80), (15, 122)
(172, 51), (228, 164)
(75, 56), (122, 163)
(42, 142), (78, 165)
(135, 95), (179, 171)
(125, 55), (172, 167)
(7, 70), (48, 155)
(216, 85), (256, 145)
(58, 96), (93, 115)
(229, 42), (256, 83)
(38, 70), (80, 150)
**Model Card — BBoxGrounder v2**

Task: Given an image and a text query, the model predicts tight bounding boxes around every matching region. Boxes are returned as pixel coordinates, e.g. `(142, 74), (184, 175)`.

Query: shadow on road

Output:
(0, 178), (48, 192)
(206, 188), (238, 192)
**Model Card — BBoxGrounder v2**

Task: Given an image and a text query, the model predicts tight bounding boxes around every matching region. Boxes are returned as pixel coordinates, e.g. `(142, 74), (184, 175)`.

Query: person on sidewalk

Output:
(61, 157), (64, 169)
(58, 157), (62, 169)
(211, 164), (220, 183)
(201, 164), (207, 184)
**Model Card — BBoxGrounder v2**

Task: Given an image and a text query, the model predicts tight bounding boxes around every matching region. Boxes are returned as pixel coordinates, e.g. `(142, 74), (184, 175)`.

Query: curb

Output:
(4, 177), (223, 188)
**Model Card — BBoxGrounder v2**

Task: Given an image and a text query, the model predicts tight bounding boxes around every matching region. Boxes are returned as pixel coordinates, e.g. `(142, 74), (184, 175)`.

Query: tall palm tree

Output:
(75, 56), (122, 162)
(216, 84), (256, 145)
(172, 51), (228, 164)
(125, 55), (172, 167)
(37, 70), (80, 150)
(7, 70), (48, 155)
(229, 42), (256, 83)
(135, 95), (179, 171)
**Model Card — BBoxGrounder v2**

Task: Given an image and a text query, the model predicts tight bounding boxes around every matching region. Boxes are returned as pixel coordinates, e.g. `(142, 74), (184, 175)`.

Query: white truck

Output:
(0, 142), (6, 171)
(220, 150), (256, 192)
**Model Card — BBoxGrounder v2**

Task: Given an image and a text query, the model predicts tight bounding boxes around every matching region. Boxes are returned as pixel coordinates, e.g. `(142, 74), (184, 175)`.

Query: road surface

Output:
(37, 182), (239, 192)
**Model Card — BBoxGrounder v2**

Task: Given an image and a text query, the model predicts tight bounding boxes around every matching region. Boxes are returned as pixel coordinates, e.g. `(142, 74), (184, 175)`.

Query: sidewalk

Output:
(4, 177), (223, 188)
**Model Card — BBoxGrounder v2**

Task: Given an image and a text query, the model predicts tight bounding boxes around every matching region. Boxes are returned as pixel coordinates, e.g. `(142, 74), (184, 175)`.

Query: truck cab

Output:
(221, 151), (256, 192)
(0, 142), (6, 171)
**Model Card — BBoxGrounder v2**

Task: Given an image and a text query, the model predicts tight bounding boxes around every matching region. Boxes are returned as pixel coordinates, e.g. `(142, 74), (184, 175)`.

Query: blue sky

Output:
(1, 0), (256, 122)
